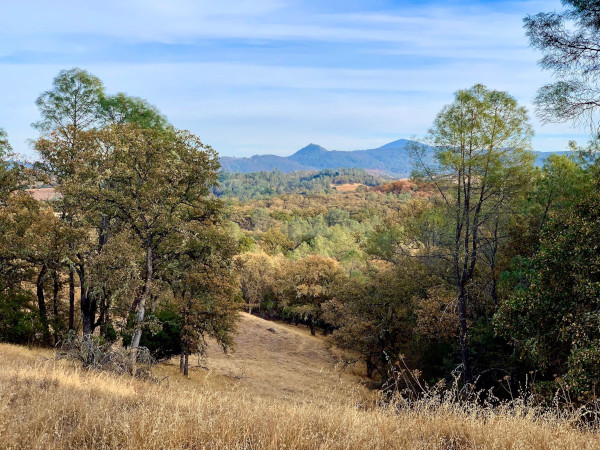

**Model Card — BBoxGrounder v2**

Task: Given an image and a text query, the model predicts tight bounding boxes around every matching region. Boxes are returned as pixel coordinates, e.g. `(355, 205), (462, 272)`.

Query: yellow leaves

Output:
(414, 287), (460, 341)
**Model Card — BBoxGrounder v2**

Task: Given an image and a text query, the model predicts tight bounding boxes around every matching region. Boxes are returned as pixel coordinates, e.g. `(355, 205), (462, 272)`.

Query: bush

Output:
(59, 331), (155, 376)
(122, 308), (183, 361)
(0, 287), (43, 345)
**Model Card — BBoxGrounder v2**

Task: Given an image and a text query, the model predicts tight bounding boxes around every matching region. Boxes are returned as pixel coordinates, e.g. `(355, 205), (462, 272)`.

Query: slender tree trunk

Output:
(458, 287), (471, 385)
(179, 352), (184, 373)
(68, 267), (75, 331)
(52, 270), (60, 344)
(98, 215), (108, 251)
(36, 265), (51, 345)
(491, 273), (498, 308)
(130, 245), (153, 371)
(309, 317), (316, 336)
(366, 358), (375, 379)
(183, 351), (189, 377)
(149, 294), (160, 315)
(78, 261), (95, 337)
(490, 220), (500, 307)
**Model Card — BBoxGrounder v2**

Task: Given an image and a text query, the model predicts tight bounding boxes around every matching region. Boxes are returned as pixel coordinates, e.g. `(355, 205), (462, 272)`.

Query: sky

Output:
(0, 0), (589, 158)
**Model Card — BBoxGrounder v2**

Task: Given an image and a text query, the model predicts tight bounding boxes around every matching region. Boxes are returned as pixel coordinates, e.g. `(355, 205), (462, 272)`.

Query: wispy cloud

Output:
(0, 0), (578, 158)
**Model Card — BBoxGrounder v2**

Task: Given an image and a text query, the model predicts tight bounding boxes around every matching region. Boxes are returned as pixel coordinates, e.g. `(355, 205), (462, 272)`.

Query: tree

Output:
(0, 128), (9, 154)
(87, 230), (142, 340)
(525, 1), (600, 134)
(496, 191), (600, 400)
(411, 84), (535, 383)
(35, 68), (168, 141)
(100, 93), (168, 131)
(323, 260), (437, 379)
(34, 68), (105, 141)
(34, 69), (171, 334)
(279, 255), (343, 335)
(34, 68), (105, 333)
(234, 252), (276, 314)
(170, 224), (240, 376)
(258, 227), (293, 255)
(0, 192), (73, 345)
(35, 129), (101, 335)
(69, 124), (221, 368)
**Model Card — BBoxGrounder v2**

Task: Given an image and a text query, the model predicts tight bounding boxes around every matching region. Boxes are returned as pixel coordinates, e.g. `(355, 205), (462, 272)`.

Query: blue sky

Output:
(0, 0), (587, 158)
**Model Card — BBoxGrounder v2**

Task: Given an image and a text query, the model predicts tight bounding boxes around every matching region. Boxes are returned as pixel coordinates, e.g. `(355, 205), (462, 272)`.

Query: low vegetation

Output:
(2, 333), (600, 449)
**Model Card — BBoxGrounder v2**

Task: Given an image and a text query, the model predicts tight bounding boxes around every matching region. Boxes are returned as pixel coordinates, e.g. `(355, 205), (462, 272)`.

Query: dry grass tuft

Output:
(1, 316), (599, 449)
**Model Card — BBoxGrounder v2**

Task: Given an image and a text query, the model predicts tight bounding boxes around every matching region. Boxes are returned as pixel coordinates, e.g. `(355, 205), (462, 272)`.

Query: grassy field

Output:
(329, 183), (364, 192)
(1, 313), (598, 449)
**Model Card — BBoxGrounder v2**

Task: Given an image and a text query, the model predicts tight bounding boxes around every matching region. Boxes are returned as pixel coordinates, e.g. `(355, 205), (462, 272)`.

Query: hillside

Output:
(192, 312), (365, 403)
(1, 314), (598, 448)
(220, 139), (572, 176)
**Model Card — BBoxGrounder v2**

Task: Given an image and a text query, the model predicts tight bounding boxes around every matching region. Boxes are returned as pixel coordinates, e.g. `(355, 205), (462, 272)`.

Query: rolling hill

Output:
(220, 139), (571, 176)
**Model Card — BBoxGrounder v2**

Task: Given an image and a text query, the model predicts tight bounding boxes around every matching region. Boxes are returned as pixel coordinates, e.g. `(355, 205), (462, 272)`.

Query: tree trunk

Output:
(68, 267), (75, 331)
(98, 215), (108, 251)
(78, 260), (95, 337)
(309, 317), (316, 336)
(130, 245), (153, 371)
(490, 220), (500, 307)
(179, 352), (184, 373)
(36, 265), (51, 344)
(458, 288), (471, 385)
(52, 270), (60, 344)
(95, 287), (112, 336)
(183, 351), (189, 377)
(366, 358), (375, 379)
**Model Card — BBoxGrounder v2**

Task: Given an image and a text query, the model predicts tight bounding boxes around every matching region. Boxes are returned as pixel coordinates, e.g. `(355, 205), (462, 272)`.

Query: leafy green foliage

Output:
(497, 191), (600, 398)
(33, 68), (105, 137)
(323, 259), (438, 379)
(0, 286), (42, 345)
(100, 93), (169, 130)
(122, 308), (182, 361)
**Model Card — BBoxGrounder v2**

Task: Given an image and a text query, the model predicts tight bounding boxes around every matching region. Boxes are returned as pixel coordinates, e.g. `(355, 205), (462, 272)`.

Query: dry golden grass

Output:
(196, 312), (366, 405)
(330, 183), (364, 192)
(1, 314), (599, 449)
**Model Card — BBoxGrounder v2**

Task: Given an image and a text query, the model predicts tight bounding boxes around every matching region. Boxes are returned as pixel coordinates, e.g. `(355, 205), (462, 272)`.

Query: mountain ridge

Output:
(220, 139), (570, 176)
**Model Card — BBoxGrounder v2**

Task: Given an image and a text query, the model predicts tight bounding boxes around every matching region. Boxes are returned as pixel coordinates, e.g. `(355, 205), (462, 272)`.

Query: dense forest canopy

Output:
(215, 168), (390, 200)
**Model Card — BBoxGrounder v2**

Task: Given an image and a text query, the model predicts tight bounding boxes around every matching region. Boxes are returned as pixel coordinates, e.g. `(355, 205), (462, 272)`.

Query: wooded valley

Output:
(3, 1), (600, 447)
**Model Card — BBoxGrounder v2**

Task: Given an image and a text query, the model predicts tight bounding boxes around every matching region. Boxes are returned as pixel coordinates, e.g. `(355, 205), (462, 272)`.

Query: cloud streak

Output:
(0, 0), (583, 158)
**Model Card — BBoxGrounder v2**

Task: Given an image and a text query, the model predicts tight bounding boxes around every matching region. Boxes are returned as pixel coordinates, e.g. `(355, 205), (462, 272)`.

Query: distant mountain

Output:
(219, 139), (572, 177)
(220, 154), (314, 173)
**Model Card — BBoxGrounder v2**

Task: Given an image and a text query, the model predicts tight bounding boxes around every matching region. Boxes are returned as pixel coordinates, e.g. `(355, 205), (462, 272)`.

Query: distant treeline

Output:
(214, 168), (390, 200)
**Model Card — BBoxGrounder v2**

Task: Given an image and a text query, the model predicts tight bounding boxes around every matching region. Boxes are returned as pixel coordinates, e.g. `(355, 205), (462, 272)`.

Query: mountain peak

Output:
(376, 139), (410, 150)
(295, 143), (328, 154)
(219, 138), (570, 176)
